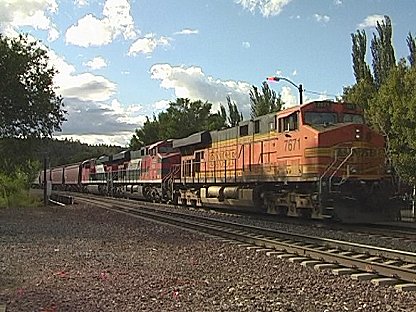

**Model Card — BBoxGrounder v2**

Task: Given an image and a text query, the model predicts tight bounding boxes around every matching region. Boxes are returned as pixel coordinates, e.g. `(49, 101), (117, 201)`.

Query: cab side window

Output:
(278, 112), (299, 132)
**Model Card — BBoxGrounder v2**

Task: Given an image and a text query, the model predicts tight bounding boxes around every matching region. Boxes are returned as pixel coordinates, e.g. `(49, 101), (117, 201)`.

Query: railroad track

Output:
(57, 190), (416, 244)
(74, 194), (416, 291)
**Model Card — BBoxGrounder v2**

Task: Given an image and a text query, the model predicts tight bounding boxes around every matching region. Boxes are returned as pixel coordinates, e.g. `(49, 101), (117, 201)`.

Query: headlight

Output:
(355, 129), (361, 139)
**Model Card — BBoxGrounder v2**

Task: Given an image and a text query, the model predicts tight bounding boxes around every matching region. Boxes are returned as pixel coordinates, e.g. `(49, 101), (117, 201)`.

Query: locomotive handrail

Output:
(328, 147), (357, 192)
(318, 149), (339, 195)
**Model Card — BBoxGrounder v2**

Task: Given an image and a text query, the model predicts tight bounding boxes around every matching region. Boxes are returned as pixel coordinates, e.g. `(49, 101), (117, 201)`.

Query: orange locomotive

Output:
(172, 100), (400, 222)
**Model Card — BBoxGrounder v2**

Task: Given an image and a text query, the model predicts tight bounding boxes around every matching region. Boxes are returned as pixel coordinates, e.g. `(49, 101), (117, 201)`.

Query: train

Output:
(39, 100), (402, 222)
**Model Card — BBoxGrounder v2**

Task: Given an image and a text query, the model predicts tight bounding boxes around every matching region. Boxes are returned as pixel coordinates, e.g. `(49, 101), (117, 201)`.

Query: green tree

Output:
(249, 81), (283, 118)
(342, 79), (376, 109)
(351, 29), (373, 83)
(0, 34), (66, 174)
(129, 98), (229, 149)
(343, 16), (416, 184)
(368, 62), (416, 183)
(159, 98), (214, 139)
(206, 104), (227, 131)
(130, 115), (161, 149)
(343, 30), (376, 108)
(371, 16), (396, 89)
(407, 32), (416, 67)
(0, 34), (66, 139)
(226, 96), (243, 126)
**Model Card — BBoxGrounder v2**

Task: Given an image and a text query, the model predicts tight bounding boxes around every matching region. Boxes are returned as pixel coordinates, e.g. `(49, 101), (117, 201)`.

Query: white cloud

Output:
(153, 100), (170, 110)
(54, 95), (146, 146)
(45, 48), (116, 102)
(65, 14), (113, 47)
(269, 69), (283, 77)
(4, 36), (142, 147)
(74, 0), (89, 7)
(292, 69), (297, 76)
(128, 34), (171, 56)
(242, 41), (251, 48)
(54, 132), (135, 147)
(84, 56), (108, 70)
(59, 73), (117, 102)
(103, 0), (136, 40)
(281, 86), (298, 108)
(150, 64), (252, 116)
(65, 0), (137, 47)
(235, 0), (292, 17)
(53, 93), (146, 146)
(0, 0), (59, 41)
(174, 28), (199, 35)
(314, 14), (330, 23)
(358, 15), (385, 28)
(334, 0), (342, 5)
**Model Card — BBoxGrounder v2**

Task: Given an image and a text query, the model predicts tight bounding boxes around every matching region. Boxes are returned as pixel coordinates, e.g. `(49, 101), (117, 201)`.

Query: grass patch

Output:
(0, 171), (41, 208)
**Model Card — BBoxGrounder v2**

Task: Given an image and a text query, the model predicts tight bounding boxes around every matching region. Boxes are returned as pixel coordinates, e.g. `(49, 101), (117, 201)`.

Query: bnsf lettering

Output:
(209, 150), (236, 161)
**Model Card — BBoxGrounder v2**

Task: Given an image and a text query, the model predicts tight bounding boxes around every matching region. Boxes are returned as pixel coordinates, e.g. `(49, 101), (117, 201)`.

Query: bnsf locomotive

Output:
(39, 100), (401, 222)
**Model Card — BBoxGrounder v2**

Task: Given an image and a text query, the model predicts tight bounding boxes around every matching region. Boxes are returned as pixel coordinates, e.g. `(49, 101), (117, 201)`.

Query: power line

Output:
(304, 89), (339, 98)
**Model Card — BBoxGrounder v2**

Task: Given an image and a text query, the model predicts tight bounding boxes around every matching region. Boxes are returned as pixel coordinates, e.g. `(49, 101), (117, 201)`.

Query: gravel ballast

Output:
(1, 204), (416, 311)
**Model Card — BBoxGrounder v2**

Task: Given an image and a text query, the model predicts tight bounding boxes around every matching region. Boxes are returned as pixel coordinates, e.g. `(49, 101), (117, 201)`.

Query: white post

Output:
(412, 185), (415, 221)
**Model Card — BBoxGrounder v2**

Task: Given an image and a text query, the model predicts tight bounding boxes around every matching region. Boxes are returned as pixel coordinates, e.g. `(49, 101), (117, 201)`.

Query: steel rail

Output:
(77, 196), (416, 283)
(75, 193), (416, 263)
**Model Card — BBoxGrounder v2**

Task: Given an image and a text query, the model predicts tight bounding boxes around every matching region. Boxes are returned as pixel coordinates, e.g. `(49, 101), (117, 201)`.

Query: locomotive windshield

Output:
(304, 112), (365, 126)
(304, 112), (337, 125)
(342, 113), (364, 124)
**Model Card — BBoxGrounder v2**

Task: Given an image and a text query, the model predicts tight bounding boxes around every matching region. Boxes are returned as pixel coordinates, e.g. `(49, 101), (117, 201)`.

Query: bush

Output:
(0, 171), (40, 208)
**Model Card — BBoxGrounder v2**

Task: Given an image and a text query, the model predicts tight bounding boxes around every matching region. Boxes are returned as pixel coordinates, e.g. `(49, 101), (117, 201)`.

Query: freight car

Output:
(41, 100), (401, 222)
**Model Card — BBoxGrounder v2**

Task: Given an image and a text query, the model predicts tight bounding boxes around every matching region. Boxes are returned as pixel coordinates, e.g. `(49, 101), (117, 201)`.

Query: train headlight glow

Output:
(355, 128), (361, 139)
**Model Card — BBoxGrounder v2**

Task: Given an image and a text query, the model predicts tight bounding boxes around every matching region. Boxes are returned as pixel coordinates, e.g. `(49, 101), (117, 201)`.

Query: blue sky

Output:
(1, 0), (415, 146)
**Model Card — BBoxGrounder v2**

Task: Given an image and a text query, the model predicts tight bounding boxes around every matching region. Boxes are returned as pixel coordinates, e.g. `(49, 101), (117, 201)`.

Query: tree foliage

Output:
(0, 170), (40, 208)
(226, 96), (243, 127)
(130, 98), (230, 149)
(351, 29), (372, 83)
(344, 16), (416, 184)
(0, 34), (66, 139)
(249, 81), (283, 118)
(0, 34), (66, 176)
(130, 116), (161, 149)
(407, 32), (416, 67)
(367, 63), (416, 183)
(130, 97), (246, 150)
(370, 16), (396, 89)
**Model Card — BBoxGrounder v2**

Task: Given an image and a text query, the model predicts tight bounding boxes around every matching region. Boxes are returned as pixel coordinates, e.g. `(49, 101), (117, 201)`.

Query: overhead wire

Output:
(303, 89), (339, 99)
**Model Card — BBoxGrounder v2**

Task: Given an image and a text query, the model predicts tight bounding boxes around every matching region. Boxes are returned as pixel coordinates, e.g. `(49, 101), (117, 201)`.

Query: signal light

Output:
(267, 76), (279, 82)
